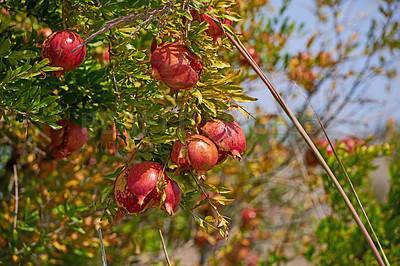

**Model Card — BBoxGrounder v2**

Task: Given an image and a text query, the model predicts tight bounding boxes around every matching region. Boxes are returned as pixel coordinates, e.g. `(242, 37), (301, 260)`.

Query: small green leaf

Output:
(104, 165), (125, 179)
(177, 127), (186, 144)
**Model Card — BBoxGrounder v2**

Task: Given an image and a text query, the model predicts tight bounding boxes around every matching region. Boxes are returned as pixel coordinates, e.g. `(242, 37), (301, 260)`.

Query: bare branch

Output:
(159, 229), (171, 266)
(98, 227), (108, 266)
(13, 164), (19, 231)
(70, 7), (166, 54)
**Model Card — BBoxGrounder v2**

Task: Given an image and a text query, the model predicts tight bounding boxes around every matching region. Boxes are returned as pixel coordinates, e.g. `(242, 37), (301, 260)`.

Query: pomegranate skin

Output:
(171, 134), (218, 179)
(151, 42), (202, 96)
(41, 30), (86, 77)
(49, 118), (88, 159)
(162, 178), (182, 216)
(171, 140), (190, 169)
(201, 120), (246, 160)
(191, 7), (232, 44)
(114, 167), (152, 216)
(127, 161), (165, 206)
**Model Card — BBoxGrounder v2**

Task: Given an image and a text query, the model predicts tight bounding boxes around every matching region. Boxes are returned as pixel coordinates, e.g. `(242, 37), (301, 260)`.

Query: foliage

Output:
(0, 0), (400, 265)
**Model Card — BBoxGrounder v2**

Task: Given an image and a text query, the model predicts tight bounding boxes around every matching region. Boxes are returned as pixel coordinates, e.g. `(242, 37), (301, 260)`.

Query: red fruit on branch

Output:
(127, 161), (165, 206)
(151, 42), (203, 96)
(162, 178), (182, 216)
(201, 120), (246, 161)
(171, 134), (218, 180)
(114, 168), (152, 216)
(41, 30), (86, 77)
(190, 7), (232, 45)
(48, 118), (88, 159)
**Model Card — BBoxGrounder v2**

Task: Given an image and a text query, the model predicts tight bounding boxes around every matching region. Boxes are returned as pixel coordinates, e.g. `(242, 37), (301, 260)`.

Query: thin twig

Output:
(295, 82), (390, 265)
(98, 227), (108, 266)
(224, 27), (386, 266)
(13, 164), (19, 231)
(70, 8), (164, 54)
(159, 229), (171, 266)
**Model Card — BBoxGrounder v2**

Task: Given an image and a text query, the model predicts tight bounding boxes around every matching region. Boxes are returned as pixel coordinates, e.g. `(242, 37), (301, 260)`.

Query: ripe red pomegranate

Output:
(162, 178), (182, 216)
(201, 120), (246, 161)
(191, 7), (233, 45)
(127, 161), (166, 206)
(171, 134), (218, 180)
(41, 30), (86, 77)
(99, 125), (129, 155)
(151, 42), (203, 96)
(48, 118), (88, 159)
(114, 167), (152, 215)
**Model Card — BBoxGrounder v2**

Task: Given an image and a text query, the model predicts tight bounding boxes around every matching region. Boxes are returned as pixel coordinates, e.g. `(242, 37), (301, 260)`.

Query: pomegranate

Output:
(151, 42), (203, 96)
(41, 30), (86, 77)
(127, 161), (165, 206)
(171, 134), (218, 180)
(201, 120), (246, 160)
(191, 7), (233, 45)
(38, 158), (57, 178)
(162, 178), (182, 216)
(100, 125), (129, 155)
(48, 118), (88, 159)
(114, 167), (152, 215)
(341, 137), (364, 153)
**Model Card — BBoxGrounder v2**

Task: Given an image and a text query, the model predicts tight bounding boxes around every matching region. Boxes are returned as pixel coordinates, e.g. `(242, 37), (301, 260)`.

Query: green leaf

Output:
(230, 93), (257, 103)
(202, 99), (217, 116)
(204, 215), (216, 224)
(104, 165), (125, 179)
(177, 127), (186, 144)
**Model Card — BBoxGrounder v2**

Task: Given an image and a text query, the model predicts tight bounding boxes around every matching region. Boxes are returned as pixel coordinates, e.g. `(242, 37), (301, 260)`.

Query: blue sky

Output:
(240, 0), (400, 138)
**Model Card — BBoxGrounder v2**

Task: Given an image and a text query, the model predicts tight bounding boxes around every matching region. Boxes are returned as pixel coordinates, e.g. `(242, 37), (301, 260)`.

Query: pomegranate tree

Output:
(48, 118), (88, 159)
(201, 119), (246, 161)
(150, 42), (203, 96)
(41, 30), (86, 77)
(171, 134), (218, 180)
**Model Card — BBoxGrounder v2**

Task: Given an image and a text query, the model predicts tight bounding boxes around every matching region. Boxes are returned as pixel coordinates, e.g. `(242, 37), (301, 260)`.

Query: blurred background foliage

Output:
(1, 0), (400, 265)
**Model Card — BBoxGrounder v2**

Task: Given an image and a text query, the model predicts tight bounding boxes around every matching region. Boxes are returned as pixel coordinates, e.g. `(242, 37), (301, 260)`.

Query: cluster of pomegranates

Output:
(38, 8), (243, 220)
(113, 118), (246, 218)
(172, 119), (246, 181)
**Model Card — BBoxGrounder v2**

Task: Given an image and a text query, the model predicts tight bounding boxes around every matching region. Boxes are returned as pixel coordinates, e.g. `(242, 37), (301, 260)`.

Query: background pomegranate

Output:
(99, 125), (129, 155)
(191, 7), (233, 45)
(151, 42), (203, 96)
(201, 119), (246, 160)
(171, 134), (218, 180)
(41, 30), (86, 77)
(48, 118), (88, 159)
